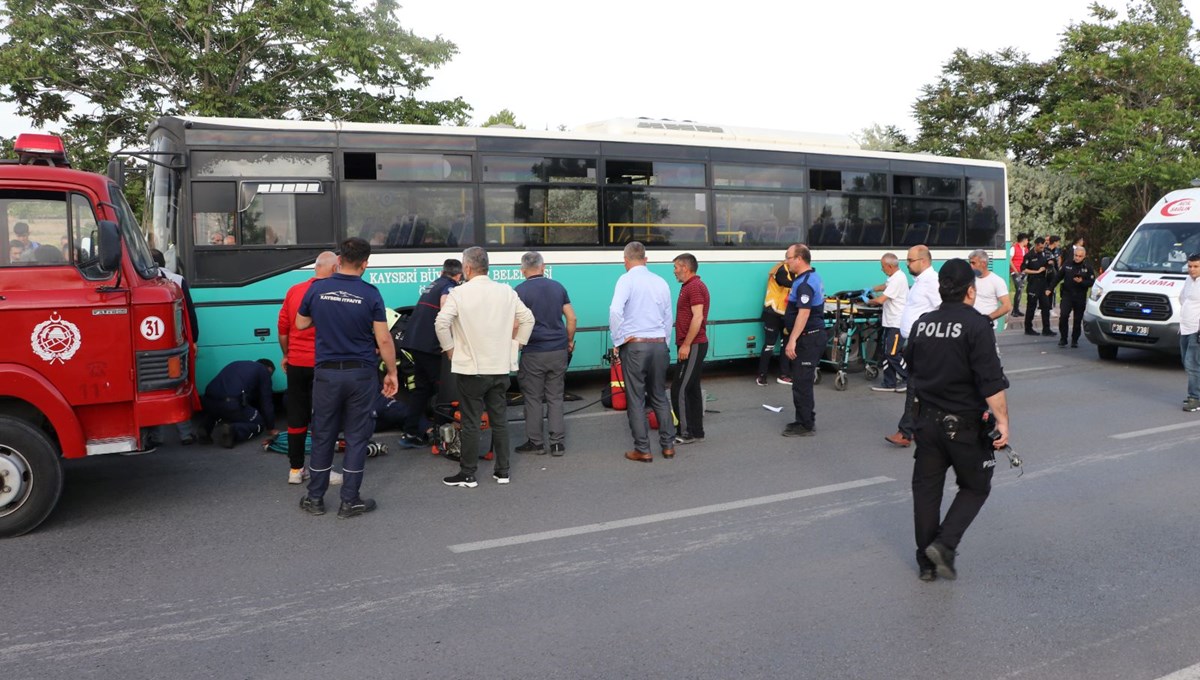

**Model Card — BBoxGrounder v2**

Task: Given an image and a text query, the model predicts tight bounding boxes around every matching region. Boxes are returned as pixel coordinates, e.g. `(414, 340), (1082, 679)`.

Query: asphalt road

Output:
(6, 326), (1200, 680)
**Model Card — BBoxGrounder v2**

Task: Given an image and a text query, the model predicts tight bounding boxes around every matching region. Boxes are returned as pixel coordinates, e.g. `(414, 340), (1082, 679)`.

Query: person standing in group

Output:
(296, 237), (398, 519)
(1046, 235), (1064, 312)
(1057, 246), (1095, 348)
(514, 251), (576, 457)
(277, 251), (338, 484)
(1022, 237), (1056, 336)
(1009, 233), (1029, 317)
(968, 250), (1013, 324)
(867, 252), (908, 393)
(1180, 255), (1200, 412)
(781, 244), (826, 437)
(905, 258), (1010, 581)
(757, 259), (796, 386)
(885, 245), (940, 448)
(671, 253), (710, 445)
(436, 246), (534, 486)
(609, 241), (676, 462)
(201, 359), (277, 448)
(399, 258), (463, 448)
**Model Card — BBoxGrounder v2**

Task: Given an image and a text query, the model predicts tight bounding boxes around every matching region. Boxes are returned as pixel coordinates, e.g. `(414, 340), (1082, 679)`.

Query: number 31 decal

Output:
(141, 316), (165, 341)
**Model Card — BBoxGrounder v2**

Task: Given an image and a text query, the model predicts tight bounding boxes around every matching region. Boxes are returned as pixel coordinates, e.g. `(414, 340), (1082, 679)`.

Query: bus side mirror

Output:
(98, 220), (122, 273)
(1100, 256), (1112, 271)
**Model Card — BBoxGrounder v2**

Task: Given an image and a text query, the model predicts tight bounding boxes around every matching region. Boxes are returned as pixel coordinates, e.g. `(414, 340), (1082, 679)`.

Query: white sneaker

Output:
(288, 468), (304, 485)
(330, 470), (344, 486)
(870, 385), (895, 392)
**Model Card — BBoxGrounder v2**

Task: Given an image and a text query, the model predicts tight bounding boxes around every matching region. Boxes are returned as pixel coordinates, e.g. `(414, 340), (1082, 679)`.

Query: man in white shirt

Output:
(886, 245), (940, 448)
(1180, 254), (1200, 412)
(435, 246), (535, 487)
(867, 253), (909, 392)
(968, 250), (1013, 323)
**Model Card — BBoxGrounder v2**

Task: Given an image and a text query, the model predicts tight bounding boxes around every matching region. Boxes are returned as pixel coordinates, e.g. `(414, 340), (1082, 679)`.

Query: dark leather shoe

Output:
(662, 447), (675, 459)
(549, 443), (565, 457)
(624, 450), (652, 462)
(338, 497), (377, 519)
(925, 540), (957, 580)
(515, 440), (545, 455)
(1024, 330), (1038, 336)
(1041, 330), (1055, 337)
(884, 432), (911, 447)
(299, 496), (325, 516)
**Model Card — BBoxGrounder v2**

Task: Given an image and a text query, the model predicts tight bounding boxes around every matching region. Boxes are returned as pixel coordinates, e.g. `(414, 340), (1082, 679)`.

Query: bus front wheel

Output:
(1097, 345), (1118, 360)
(0, 415), (63, 538)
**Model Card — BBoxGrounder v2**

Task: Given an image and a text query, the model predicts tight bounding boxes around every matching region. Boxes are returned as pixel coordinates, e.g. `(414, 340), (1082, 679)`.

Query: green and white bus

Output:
(139, 116), (1008, 391)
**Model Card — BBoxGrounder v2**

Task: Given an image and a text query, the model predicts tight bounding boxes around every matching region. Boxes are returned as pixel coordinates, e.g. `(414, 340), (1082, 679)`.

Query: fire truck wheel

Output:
(0, 415), (64, 539)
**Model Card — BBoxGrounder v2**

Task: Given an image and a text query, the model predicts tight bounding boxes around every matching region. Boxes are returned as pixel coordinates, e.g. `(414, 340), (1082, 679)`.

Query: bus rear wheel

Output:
(1097, 345), (1118, 360)
(0, 415), (63, 538)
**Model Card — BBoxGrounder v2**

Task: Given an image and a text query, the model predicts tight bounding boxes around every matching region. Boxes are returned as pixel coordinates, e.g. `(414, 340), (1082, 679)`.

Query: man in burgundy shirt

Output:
(277, 251), (338, 485)
(671, 253), (710, 445)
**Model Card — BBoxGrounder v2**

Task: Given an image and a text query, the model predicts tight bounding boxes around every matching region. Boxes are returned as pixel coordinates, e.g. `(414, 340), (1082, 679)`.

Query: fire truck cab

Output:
(0, 134), (193, 537)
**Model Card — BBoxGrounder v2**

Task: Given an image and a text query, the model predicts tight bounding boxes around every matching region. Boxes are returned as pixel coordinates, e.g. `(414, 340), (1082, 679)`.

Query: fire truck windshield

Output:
(109, 182), (157, 279)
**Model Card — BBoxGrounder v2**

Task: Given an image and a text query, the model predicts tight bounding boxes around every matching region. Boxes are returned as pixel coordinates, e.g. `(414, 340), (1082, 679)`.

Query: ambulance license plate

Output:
(1111, 323), (1150, 336)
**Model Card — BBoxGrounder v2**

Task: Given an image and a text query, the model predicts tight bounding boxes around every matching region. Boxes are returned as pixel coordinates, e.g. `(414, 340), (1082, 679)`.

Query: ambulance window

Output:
(1, 189), (70, 268)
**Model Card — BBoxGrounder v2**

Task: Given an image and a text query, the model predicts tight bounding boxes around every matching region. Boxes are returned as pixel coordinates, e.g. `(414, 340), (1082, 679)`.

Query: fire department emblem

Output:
(31, 312), (82, 364)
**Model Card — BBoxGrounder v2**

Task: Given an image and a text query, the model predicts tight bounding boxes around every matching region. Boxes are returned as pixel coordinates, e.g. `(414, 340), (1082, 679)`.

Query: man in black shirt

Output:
(905, 258), (1010, 582)
(399, 259), (462, 447)
(1022, 237), (1056, 336)
(1058, 246), (1096, 348)
(201, 359), (276, 448)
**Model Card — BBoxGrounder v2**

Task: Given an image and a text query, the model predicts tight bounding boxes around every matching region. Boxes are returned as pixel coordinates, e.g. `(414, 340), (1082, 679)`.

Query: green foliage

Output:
(482, 109), (524, 129)
(853, 124), (912, 152)
(0, 0), (472, 173)
(910, 0), (1200, 255)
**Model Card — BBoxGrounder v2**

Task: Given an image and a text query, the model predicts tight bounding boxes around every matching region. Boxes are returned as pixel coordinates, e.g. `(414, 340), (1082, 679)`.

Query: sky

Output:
(1, 0), (1198, 140)
(395, 0), (1200, 138)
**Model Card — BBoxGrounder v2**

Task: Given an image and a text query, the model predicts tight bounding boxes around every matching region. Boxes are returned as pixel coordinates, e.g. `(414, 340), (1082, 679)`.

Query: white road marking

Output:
(1111, 421), (1200, 440)
(1005, 365), (1064, 375)
(1153, 662), (1200, 680)
(564, 409), (623, 420)
(447, 476), (894, 553)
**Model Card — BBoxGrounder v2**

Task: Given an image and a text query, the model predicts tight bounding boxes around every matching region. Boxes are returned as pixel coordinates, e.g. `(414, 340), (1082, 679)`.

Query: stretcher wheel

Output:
(834, 372), (848, 391)
(813, 370), (822, 385)
(865, 365), (879, 380)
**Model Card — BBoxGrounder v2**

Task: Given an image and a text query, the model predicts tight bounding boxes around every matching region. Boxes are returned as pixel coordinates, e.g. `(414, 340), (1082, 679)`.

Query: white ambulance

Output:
(1083, 188), (1200, 359)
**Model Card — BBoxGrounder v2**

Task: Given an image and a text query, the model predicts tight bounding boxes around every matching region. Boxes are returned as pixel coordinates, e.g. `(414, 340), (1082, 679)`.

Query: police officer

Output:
(201, 359), (276, 448)
(296, 237), (398, 519)
(905, 258), (1010, 581)
(1022, 237), (1056, 336)
(1057, 246), (1095, 348)
(782, 244), (827, 437)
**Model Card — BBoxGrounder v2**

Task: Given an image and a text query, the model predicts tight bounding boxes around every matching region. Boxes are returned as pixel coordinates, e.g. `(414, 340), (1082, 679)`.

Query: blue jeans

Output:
(1182, 333), (1200, 400)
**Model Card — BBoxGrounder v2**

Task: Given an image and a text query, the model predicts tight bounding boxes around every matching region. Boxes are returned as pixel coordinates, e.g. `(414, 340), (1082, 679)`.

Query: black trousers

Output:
(404, 349), (441, 435)
(671, 342), (707, 439)
(1059, 291), (1086, 343)
(307, 366), (378, 504)
(455, 374), (510, 477)
(789, 329), (827, 429)
(758, 311), (792, 378)
(911, 415), (994, 567)
(285, 364), (314, 470)
(1024, 283), (1052, 333)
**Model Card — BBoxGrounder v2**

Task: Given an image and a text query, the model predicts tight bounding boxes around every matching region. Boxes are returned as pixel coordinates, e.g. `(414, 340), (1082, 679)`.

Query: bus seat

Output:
(447, 217), (468, 247)
(929, 207), (949, 226)
(935, 222), (961, 246)
(410, 218), (427, 245)
(902, 222), (931, 246)
(862, 218), (886, 244)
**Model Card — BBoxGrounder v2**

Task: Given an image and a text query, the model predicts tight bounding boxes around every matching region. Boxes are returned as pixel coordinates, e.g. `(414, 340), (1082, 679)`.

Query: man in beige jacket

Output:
(435, 246), (535, 488)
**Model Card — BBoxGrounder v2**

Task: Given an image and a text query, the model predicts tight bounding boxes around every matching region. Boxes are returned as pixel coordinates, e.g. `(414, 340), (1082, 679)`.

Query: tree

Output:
(853, 124), (912, 152)
(0, 0), (472, 172)
(910, 0), (1200, 254)
(482, 109), (524, 128)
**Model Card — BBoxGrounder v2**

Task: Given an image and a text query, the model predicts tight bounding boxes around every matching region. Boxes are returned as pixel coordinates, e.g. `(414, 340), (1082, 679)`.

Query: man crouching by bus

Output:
(278, 250), (338, 485)
(201, 359), (278, 447)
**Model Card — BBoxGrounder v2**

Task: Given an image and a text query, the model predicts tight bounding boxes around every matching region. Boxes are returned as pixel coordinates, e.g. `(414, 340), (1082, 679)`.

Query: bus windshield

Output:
(1112, 222), (1200, 274)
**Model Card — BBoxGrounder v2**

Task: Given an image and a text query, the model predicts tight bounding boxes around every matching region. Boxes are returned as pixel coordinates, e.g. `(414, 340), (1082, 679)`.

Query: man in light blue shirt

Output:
(609, 241), (676, 462)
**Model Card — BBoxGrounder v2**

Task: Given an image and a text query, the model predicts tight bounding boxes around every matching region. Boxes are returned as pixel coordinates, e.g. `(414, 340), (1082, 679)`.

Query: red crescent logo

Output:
(1161, 198), (1194, 217)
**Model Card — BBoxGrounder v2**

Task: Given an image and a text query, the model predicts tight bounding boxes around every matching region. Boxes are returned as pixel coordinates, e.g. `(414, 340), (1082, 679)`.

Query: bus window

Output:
(606, 160), (705, 187)
(808, 195), (887, 246)
(483, 186), (598, 246)
(966, 176), (1004, 248)
(192, 182), (236, 246)
(714, 164), (804, 191)
(342, 184), (475, 248)
(713, 192), (804, 246)
(893, 198), (964, 247)
(606, 188), (708, 246)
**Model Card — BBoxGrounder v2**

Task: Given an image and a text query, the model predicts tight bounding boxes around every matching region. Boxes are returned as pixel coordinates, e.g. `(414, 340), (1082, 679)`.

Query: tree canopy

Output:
(910, 0), (1200, 252)
(0, 0), (471, 170)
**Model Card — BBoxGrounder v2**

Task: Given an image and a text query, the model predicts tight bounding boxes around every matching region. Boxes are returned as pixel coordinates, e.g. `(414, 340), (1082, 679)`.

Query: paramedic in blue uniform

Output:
(296, 237), (399, 519)
(905, 258), (1010, 582)
(781, 244), (827, 437)
(201, 359), (276, 447)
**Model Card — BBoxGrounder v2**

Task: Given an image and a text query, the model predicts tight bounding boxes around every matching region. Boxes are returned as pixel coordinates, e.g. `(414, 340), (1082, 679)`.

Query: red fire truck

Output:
(0, 133), (193, 537)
